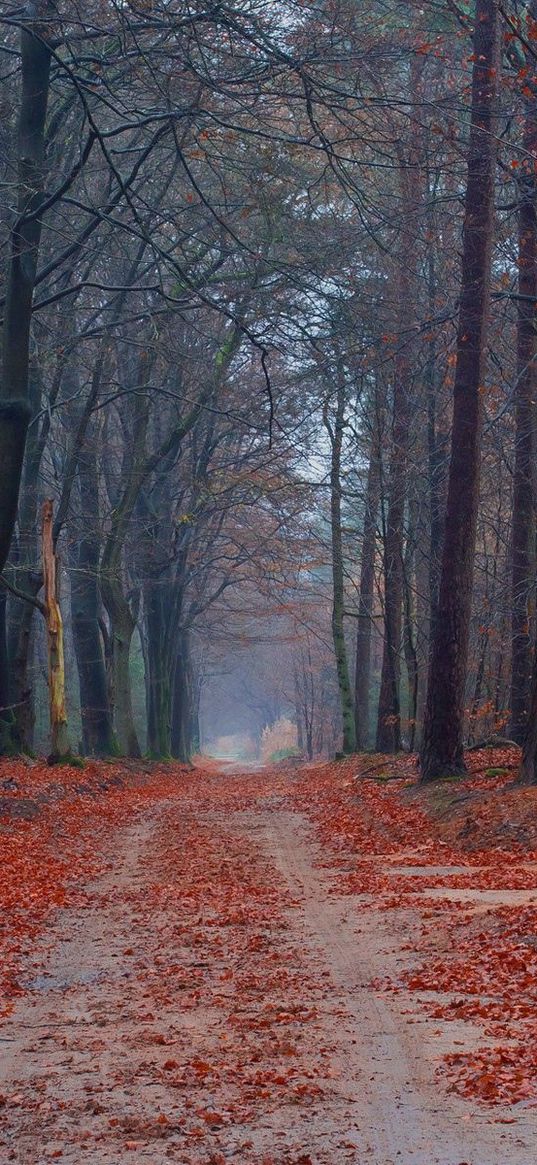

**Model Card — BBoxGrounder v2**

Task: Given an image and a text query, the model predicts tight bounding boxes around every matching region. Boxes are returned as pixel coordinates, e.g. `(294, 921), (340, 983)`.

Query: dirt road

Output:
(0, 766), (535, 1164)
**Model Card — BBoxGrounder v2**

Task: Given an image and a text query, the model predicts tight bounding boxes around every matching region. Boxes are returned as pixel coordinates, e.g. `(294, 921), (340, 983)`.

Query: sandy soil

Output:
(1, 770), (536, 1164)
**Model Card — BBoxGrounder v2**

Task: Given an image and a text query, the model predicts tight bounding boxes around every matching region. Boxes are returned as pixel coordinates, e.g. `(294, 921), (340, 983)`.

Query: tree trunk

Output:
(189, 665), (201, 755)
(171, 635), (192, 762)
(510, 48), (537, 743)
(71, 537), (115, 756)
(425, 252), (448, 614)
(146, 582), (175, 758)
(0, 594), (13, 752)
(402, 506), (419, 752)
(420, 0), (500, 781)
(519, 645), (537, 784)
(42, 500), (71, 762)
(9, 602), (36, 750)
(100, 379), (151, 759)
(326, 368), (356, 754)
(377, 307), (410, 745)
(2, 360), (44, 752)
(0, 6), (53, 574)
(58, 402), (113, 755)
(110, 597), (140, 758)
(468, 632), (488, 744)
(375, 83), (423, 753)
(294, 670), (305, 753)
(354, 399), (380, 749)
(98, 533), (141, 758)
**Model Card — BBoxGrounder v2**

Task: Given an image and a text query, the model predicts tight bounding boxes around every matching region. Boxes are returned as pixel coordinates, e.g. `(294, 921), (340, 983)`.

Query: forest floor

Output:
(1, 750), (537, 1164)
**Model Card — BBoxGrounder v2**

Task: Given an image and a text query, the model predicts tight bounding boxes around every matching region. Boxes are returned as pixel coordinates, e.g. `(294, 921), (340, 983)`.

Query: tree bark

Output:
(402, 499), (419, 751)
(171, 634), (192, 762)
(100, 371), (151, 759)
(110, 600), (141, 758)
(375, 302), (410, 753)
(42, 500), (71, 762)
(71, 439), (115, 756)
(72, 573), (115, 756)
(294, 670), (305, 753)
(519, 647), (537, 784)
(468, 632), (488, 744)
(420, 0), (500, 781)
(326, 367), (356, 754)
(0, 5), (53, 574)
(354, 397), (380, 749)
(146, 580), (176, 758)
(510, 42), (537, 743)
(5, 360), (49, 752)
(0, 594), (13, 752)
(375, 67), (424, 752)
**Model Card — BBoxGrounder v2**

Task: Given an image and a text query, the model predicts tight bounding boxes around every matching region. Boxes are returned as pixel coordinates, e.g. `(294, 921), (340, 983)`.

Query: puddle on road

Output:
(24, 969), (105, 992)
(384, 865), (479, 877)
(420, 887), (537, 906)
(381, 865), (537, 907)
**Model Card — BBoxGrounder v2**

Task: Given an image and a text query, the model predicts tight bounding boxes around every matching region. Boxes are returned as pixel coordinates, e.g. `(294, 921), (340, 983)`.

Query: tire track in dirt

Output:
(239, 799), (537, 1165)
(1, 769), (536, 1165)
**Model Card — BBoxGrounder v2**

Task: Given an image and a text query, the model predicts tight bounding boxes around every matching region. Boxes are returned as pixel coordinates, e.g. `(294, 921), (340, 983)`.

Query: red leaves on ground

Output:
(0, 758), (186, 1017)
(286, 750), (537, 1106)
(0, 759), (338, 1162)
(2, 743), (537, 1145)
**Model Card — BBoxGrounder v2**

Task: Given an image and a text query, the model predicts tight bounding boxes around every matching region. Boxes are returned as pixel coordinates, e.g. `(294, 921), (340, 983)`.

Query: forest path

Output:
(0, 764), (535, 1164)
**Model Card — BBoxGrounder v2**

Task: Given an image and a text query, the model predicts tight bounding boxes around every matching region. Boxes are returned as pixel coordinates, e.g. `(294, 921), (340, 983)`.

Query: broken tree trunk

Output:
(42, 499), (71, 763)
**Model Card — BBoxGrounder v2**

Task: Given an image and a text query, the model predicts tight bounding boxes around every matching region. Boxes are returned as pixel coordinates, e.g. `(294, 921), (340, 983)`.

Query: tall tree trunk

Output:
(100, 379), (151, 759)
(415, 324), (446, 739)
(375, 61), (424, 752)
(354, 397), (380, 749)
(420, 0), (500, 781)
(0, 594), (12, 752)
(189, 661), (201, 755)
(146, 581), (176, 758)
(510, 46), (537, 742)
(326, 368), (356, 754)
(71, 441), (115, 756)
(109, 597), (140, 758)
(171, 634), (192, 762)
(413, 233), (443, 740)
(468, 632), (488, 744)
(519, 648), (537, 784)
(425, 222), (449, 615)
(402, 501), (419, 752)
(294, 670), (305, 753)
(375, 312), (411, 753)
(9, 603), (36, 750)
(72, 571), (114, 756)
(3, 352), (45, 752)
(0, 5), (52, 574)
(494, 610), (509, 729)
